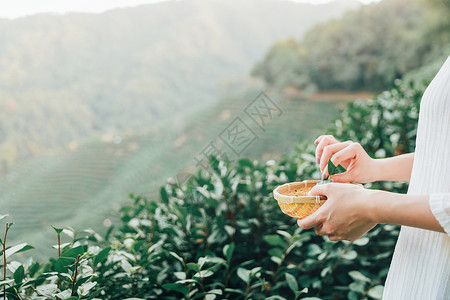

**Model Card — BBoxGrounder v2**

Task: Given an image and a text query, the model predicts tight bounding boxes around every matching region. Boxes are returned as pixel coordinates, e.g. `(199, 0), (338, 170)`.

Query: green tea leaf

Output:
(368, 285), (384, 299)
(86, 288), (105, 300)
(264, 235), (287, 248)
(198, 256), (207, 268)
(237, 268), (250, 283)
(205, 257), (226, 264)
(353, 237), (369, 246)
(268, 247), (284, 258)
(238, 158), (253, 168)
(223, 242), (235, 262)
(193, 270), (214, 278)
(60, 245), (85, 259)
(2, 243), (34, 259)
(160, 186), (169, 204)
(78, 282), (97, 297)
(169, 251), (184, 264)
(266, 296), (287, 300)
(205, 294), (217, 300)
(285, 272), (298, 292)
(0, 279), (14, 288)
(51, 225), (63, 234)
(55, 257), (76, 273)
(327, 159), (346, 178)
(342, 250), (358, 260)
(36, 284), (58, 295)
(348, 270), (371, 282)
(94, 247), (111, 266)
(186, 262), (199, 273)
(13, 265), (25, 284)
(163, 283), (189, 295)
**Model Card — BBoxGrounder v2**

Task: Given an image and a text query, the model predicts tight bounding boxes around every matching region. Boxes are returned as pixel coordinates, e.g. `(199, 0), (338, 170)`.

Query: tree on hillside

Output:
(252, 0), (449, 92)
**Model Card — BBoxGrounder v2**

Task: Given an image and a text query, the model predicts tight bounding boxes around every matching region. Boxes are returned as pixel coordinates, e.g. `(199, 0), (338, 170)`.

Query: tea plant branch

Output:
(52, 226), (63, 289)
(224, 261), (234, 289)
(3, 222), (11, 300)
(70, 254), (81, 296)
(271, 240), (293, 286)
(14, 289), (23, 300)
(29, 285), (40, 296)
(131, 255), (141, 296)
(57, 233), (61, 289)
(243, 279), (251, 299)
(322, 242), (353, 286)
(149, 216), (156, 244)
(198, 272), (206, 299)
(360, 280), (375, 300)
(256, 195), (262, 260)
(231, 194), (237, 234)
(257, 278), (266, 300)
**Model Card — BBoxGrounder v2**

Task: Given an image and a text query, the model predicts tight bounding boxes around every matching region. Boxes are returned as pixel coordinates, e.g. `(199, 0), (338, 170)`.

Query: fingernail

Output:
(314, 138), (318, 144)
(321, 170), (327, 180)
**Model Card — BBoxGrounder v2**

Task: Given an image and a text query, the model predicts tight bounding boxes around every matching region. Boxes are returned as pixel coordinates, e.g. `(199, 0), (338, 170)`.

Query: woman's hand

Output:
(297, 183), (445, 238)
(315, 135), (378, 183)
(297, 183), (377, 241)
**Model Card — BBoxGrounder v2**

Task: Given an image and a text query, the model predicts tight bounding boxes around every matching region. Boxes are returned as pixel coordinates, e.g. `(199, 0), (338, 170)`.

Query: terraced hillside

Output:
(0, 88), (350, 259)
(0, 0), (361, 174)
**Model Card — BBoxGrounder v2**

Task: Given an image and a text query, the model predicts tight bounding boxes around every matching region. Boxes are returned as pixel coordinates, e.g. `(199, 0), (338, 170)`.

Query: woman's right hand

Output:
(315, 135), (378, 183)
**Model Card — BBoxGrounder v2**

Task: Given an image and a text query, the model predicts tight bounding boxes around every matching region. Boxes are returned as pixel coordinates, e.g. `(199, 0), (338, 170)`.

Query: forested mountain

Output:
(252, 0), (450, 92)
(0, 0), (360, 173)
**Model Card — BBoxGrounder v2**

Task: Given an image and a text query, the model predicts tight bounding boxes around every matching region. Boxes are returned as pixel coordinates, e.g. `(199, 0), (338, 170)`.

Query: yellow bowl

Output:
(273, 180), (326, 219)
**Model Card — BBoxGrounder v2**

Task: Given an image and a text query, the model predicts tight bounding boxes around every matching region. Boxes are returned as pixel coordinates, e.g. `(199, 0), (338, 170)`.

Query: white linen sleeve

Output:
(429, 194), (450, 235)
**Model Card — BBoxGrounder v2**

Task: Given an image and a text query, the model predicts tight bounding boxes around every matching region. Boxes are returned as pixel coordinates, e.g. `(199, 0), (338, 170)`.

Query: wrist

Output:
(361, 189), (390, 224)
(371, 158), (389, 182)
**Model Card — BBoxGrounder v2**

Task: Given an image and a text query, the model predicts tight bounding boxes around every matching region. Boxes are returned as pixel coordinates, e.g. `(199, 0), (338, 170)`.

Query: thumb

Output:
(298, 184), (330, 229)
(307, 183), (329, 197)
(297, 212), (321, 229)
(330, 171), (355, 183)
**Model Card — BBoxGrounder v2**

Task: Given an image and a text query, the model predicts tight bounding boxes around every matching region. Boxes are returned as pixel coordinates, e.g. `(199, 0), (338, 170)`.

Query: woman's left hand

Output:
(297, 183), (377, 241)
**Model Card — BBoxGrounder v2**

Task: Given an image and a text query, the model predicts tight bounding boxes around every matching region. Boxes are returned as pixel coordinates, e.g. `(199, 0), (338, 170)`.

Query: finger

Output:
(316, 225), (337, 237)
(329, 159), (363, 182)
(315, 224), (325, 236)
(314, 135), (334, 145)
(330, 143), (359, 167)
(319, 141), (352, 176)
(307, 183), (332, 197)
(329, 171), (354, 183)
(328, 235), (341, 242)
(297, 212), (322, 229)
(315, 136), (338, 166)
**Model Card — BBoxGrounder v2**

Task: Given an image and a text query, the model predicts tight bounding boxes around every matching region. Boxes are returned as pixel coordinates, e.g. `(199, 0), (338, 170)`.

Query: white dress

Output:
(383, 55), (450, 299)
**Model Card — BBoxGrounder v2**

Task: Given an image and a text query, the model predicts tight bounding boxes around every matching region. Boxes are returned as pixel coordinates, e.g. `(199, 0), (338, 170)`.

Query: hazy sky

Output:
(0, 0), (379, 19)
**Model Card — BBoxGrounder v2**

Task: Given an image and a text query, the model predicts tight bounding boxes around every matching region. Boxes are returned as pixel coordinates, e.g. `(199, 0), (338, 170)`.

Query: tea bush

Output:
(0, 79), (425, 299)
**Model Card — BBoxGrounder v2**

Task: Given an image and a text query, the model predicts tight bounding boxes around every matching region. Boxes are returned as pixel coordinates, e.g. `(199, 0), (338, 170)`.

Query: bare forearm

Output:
(365, 189), (444, 233)
(373, 153), (414, 182)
